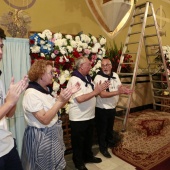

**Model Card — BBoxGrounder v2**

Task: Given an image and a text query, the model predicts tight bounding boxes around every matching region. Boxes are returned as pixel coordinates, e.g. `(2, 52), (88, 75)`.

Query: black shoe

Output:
(85, 156), (102, 163)
(100, 150), (112, 158)
(75, 164), (88, 170)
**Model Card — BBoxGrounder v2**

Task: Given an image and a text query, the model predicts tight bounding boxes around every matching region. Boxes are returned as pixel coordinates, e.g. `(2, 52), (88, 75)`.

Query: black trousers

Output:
(0, 139), (23, 170)
(95, 107), (116, 151)
(70, 119), (94, 167)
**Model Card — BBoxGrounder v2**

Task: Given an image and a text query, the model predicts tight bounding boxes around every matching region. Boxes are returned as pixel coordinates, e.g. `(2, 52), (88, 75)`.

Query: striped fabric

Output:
(21, 120), (66, 170)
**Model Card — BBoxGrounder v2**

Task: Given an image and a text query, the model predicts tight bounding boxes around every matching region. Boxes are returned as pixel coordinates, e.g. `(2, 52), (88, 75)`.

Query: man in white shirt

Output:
(67, 56), (110, 170)
(0, 28), (28, 170)
(94, 57), (132, 158)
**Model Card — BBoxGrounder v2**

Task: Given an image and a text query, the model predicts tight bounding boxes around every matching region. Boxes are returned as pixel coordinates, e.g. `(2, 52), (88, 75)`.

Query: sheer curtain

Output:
(1, 37), (30, 155)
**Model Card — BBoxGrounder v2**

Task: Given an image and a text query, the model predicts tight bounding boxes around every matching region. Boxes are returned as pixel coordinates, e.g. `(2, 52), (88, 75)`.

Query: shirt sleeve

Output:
(23, 91), (44, 113)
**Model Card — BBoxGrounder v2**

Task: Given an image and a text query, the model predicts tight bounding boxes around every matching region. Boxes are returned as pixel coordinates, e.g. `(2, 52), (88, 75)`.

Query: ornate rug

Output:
(112, 109), (170, 170)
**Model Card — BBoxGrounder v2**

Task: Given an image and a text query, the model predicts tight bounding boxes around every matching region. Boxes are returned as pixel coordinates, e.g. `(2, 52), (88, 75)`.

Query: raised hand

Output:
(57, 88), (72, 103)
(70, 82), (81, 94)
(118, 85), (133, 94)
(94, 80), (110, 95)
(6, 76), (28, 106)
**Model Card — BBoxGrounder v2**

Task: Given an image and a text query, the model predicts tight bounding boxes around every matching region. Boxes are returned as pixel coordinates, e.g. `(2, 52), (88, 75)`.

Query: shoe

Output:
(75, 164), (88, 170)
(100, 150), (112, 158)
(85, 156), (102, 163)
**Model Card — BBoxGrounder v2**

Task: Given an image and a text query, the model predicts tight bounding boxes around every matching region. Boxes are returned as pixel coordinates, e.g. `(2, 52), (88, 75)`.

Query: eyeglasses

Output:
(101, 64), (111, 67)
(47, 71), (54, 76)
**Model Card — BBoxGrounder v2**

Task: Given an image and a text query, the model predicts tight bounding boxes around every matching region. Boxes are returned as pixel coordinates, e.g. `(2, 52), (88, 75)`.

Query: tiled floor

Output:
(65, 145), (136, 170)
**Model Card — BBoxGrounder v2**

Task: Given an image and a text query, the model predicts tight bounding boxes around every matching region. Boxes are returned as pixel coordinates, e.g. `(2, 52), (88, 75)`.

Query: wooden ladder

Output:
(116, 1), (170, 131)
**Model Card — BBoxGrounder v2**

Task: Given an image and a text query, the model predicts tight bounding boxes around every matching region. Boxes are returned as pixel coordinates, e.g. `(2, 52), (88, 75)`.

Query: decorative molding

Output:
(3, 0), (36, 10)
(85, 0), (134, 39)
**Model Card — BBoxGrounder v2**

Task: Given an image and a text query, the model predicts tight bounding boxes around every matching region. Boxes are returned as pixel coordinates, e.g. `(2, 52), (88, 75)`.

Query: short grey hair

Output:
(75, 56), (87, 69)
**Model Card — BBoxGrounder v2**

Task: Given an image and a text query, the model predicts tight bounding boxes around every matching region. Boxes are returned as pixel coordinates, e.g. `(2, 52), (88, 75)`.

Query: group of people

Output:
(0, 27), (132, 170)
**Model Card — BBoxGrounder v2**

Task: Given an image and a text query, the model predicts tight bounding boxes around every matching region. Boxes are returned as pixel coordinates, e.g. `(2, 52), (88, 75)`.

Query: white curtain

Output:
(1, 37), (30, 155)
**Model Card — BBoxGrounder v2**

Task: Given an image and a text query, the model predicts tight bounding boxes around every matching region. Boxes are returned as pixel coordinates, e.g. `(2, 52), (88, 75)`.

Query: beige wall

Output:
(0, 0), (170, 45)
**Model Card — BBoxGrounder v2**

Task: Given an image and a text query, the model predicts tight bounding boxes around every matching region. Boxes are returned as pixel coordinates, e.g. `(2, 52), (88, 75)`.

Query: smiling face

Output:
(101, 58), (112, 75)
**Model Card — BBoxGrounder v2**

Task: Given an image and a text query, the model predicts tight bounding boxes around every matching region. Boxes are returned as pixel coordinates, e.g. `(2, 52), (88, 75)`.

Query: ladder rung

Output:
(145, 24), (155, 28)
(118, 73), (134, 76)
(115, 116), (124, 120)
(124, 52), (137, 55)
(116, 105), (127, 109)
(149, 72), (165, 75)
(128, 31), (141, 36)
(144, 34), (157, 38)
(120, 62), (135, 65)
(131, 22), (143, 26)
(151, 80), (168, 83)
(146, 44), (159, 47)
(148, 62), (162, 65)
(120, 94), (129, 98)
(154, 103), (170, 108)
(126, 42), (139, 45)
(152, 88), (167, 91)
(135, 2), (147, 9)
(146, 54), (159, 56)
(153, 95), (170, 100)
(133, 12), (145, 17)
(141, 13), (153, 18)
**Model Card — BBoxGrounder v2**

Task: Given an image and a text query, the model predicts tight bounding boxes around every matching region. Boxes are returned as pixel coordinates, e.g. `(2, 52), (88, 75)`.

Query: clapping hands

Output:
(57, 82), (81, 103)
(6, 75), (28, 105)
(118, 85), (133, 94)
(94, 80), (110, 95)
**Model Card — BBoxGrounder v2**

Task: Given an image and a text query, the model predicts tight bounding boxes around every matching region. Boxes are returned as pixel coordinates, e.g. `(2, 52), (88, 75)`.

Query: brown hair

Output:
(28, 60), (53, 81)
(0, 28), (6, 39)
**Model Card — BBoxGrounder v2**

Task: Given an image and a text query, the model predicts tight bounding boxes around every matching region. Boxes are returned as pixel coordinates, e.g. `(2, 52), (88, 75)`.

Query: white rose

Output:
(38, 33), (45, 39)
(94, 43), (101, 49)
(91, 46), (98, 53)
(62, 38), (68, 46)
(77, 47), (83, 52)
(67, 46), (73, 53)
(75, 36), (80, 42)
(70, 40), (77, 48)
(40, 53), (45, 57)
(65, 34), (73, 40)
(53, 81), (60, 92)
(97, 54), (103, 59)
(54, 32), (62, 39)
(65, 103), (70, 114)
(51, 53), (56, 59)
(64, 70), (70, 77)
(96, 69), (100, 73)
(82, 43), (88, 49)
(40, 40), (45, 45)
(60, 47), (67, 55)
(80, 34), (86, 42)
(91, 36), (97, 44)
(59, 56), (64, 62)
(59, 75), (66, 84)
(96, 61), (101, 68)
(30, 46), (40, 53)
(100, 37), (106, 45)
(42, 29), (52, 40)
(55, 39), (63, 47)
